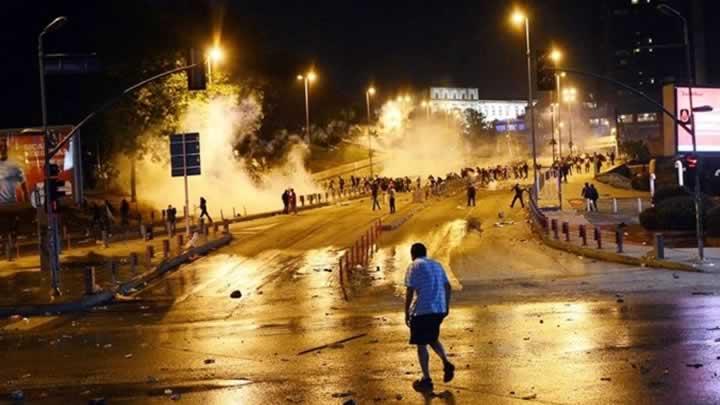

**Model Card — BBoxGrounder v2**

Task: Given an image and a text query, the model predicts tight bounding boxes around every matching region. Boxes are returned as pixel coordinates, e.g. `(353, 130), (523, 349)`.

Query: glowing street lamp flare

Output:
(550, 49), (562, 63)
(368, 87), (376, 96)
(307, 71), (317, 82)
(404, 95), (411, 102)
(209, 46), (223, 63)
(511, 10), (526, 25)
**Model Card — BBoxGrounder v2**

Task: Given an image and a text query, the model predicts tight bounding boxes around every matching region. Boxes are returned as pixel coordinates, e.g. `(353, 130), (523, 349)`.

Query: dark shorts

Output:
(409, 313), (445, 345)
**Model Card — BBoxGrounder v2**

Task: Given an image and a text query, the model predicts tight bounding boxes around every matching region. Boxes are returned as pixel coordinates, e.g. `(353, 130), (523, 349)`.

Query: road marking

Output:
(1, 316), (57, 332)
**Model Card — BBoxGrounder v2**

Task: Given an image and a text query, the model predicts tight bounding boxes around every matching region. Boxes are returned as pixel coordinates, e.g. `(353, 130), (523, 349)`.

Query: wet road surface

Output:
(3, 191), (720, 404)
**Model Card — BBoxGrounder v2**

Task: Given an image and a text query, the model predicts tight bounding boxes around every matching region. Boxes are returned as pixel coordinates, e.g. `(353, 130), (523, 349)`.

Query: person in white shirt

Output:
(0, 137), (27, 204)
(404, 243), (455, 392)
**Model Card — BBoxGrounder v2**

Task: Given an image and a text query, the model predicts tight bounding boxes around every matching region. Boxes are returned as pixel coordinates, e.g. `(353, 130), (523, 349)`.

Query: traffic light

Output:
(536, 50), (555, 92)
(685, 154), (698, 169)
(187, 48), (206, 91)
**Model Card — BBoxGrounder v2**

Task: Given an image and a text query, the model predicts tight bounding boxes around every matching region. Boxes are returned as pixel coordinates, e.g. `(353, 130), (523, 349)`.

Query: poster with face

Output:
(676, 87), (720, 153)
(0, 127), (73, 206)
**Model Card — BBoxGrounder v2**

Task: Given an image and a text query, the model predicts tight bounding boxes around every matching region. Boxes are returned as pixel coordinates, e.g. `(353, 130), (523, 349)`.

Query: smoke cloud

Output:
(120, 94), (319, 217)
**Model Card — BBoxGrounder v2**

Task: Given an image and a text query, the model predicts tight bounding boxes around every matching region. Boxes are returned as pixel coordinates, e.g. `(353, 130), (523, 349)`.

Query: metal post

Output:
(523, 18), (538, 199)
(304, 78), (311, 144)
(655, 233), (665, 259)
(367, 90), (374, 178)
(615, 229), (624, 253)
(579, 224), (587, 246)
(613, 198), (618, 214)
(39, 28), (61, 296)
(182, 135), (190, 236)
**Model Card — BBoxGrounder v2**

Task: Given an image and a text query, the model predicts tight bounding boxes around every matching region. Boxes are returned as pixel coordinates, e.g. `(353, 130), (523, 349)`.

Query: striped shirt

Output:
(405, 257), (450, 316)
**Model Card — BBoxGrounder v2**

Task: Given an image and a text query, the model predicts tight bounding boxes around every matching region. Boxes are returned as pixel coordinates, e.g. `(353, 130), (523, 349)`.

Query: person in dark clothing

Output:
(371, 182), (381, 211)
(510, 183), (525, 208)
(199, 197), (212, 222)
(589, 184), (599, 212)
(609, 151), (616, 166)
(467, 184), (476, 207)
(389, 186), (397, 213)
(120, 199), (130, 227)
(166, 204), (177, 234)
(281, 189), (290, 214)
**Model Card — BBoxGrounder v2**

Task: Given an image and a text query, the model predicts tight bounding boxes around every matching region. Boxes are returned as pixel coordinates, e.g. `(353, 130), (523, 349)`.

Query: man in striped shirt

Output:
(404, 243), (455, 392)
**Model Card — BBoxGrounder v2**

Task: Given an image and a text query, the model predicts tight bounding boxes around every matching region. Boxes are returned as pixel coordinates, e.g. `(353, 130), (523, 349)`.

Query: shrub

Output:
(654, 196), (716, 231)
(652, 186), (690, 205)
(639, 207), (659, 230)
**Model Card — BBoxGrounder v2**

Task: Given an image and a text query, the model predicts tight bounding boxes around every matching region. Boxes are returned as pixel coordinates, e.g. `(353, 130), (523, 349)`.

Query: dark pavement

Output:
(3, 189), (720, 404)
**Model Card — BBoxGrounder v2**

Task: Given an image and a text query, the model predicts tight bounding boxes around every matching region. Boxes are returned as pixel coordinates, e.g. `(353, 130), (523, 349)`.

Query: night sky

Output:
(0, 1), (622, 130)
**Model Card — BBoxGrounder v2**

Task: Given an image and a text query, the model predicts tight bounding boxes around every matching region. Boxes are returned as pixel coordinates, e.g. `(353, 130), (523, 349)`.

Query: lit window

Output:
(619, 114), (634, 123)
(648, 38), (653, 44)
(649, 48), (654, 53)
(631, 0), (638, 4)
(634, 48), (640, 53)
(649, 78), (655, 84)
(637, 113), (657, 122)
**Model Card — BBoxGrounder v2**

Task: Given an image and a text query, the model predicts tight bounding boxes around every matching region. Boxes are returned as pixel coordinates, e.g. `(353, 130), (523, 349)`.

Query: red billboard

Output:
(0, 127), (74, 206)
(676, 87), (720, 153)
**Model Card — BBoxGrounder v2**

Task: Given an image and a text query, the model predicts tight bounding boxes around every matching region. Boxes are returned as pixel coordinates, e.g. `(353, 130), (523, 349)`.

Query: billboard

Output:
(676, 86), (720, 153)
(0, 127), (74, 206)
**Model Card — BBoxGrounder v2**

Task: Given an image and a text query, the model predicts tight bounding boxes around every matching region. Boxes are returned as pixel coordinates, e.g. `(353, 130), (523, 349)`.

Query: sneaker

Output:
(412, 378), (434, 392)
(443, 362), (455, 383)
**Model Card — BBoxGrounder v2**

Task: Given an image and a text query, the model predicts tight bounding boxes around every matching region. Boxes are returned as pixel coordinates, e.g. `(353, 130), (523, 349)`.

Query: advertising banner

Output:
(0, 127), (74, 206)
(676, 87), (720, 153)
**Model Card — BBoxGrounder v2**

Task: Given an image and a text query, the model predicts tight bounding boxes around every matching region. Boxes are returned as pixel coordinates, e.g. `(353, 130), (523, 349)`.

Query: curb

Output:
(535, 225), (700, 272)
(0, 234), (234, 318)
(118, 234), (233, 295)
(381, 206), (424, 231)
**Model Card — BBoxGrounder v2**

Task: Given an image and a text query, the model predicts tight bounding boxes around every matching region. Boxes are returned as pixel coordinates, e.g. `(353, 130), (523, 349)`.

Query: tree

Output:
(463, 108), (492, 139)
(620, 140), (651, 163)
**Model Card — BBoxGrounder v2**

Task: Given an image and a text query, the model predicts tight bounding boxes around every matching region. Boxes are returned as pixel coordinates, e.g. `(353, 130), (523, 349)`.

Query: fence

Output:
(336, 219), (383, 301)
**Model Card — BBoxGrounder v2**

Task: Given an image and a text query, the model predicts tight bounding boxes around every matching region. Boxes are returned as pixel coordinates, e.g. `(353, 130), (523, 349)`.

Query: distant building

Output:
(428, 87), (528, 122)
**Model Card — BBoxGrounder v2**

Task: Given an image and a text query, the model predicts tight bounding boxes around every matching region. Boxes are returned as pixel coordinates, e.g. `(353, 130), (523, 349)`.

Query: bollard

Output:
(637, 198), (643, 213)
(594, 227), (602, 249)
(102, 230), (109, 248)
(130, 253), (139, 274)
(232, 207), (236, 218)
(145, 245), (154, 268)
(220, 209), (224, 221)
(562, 222), (570, 242)
(176, 234), (184, 252)
(140, 223), (147, 240)
(213, 222), (219, 235)
(84, 267), (96, 295)
(613, 198), (618, 214)
(615, 229), (624, 253)
(5, 237), (12, 262)
(325, 192), (329, 202)
(300, 195), (305, 207)
(655, 233), (665, 259)
(162, 239), (170, 258)
(551, 219), (559, 240)
(223, 219), (230, 233)
(579, 224), (588, 246)
(199, 218), (205, 233)
(108, 260), (118, 285)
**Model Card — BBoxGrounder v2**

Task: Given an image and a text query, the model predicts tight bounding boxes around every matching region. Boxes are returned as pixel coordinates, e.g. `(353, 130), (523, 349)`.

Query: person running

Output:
(371, 181), (381, 211)
(510, 183), (525, 208)
(404, 243), (455, 393)
(199, 197), (212, 223)
(388, 186), (397, 214)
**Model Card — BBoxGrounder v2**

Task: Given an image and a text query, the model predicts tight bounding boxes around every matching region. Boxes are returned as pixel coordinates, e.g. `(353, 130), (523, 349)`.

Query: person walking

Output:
(510, 183), (525, 208)
(466, 183), (476, 207)
(199, 197), (212, 223)
(166, 204), (176, 235)
(120, 199), (130, 227)
(281, 189), (290, 214)
(371, 181), (381, 211)
(289, 188), (298, 214)
(404, 243), (455, 393)
(388, 186), (397, 214)
(589, 184), (599, 212)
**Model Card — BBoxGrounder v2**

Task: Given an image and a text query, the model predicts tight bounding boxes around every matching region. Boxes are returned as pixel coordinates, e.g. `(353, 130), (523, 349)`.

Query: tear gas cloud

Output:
(375, 100), (519, 178)
(119, 94), (319, 217)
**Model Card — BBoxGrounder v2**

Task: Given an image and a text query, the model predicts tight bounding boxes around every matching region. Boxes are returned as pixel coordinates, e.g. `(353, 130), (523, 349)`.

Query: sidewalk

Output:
(533, 169), (720, 272)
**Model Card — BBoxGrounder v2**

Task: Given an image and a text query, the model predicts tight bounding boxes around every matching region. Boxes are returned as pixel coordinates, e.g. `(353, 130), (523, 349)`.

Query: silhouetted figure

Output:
(199, 197), (212, 223)
(510, 184), (525, 208)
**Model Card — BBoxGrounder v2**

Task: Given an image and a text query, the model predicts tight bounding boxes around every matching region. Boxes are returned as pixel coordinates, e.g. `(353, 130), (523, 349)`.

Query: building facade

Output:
(428, 87), (528, 122)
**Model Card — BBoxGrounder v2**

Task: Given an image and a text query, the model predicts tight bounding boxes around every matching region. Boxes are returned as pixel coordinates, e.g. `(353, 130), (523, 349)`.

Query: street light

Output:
(39, 16), (68, 296)
(657, 3), (704, 260)
(510, 9), (538, 198)
(207, 45), (223, 84)
(562, 87), (577, 154)
(366, 86), (376, 177)
(297, 70), (317, 143)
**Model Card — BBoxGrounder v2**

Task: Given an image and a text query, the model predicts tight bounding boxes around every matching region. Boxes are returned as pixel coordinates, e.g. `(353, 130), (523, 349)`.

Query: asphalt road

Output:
(3, 188), (720, 404)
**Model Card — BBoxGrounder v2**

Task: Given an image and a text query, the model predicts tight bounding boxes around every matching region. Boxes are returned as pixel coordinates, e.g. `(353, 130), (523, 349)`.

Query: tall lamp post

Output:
(207, 46), (223, 85)
(297, 71), (317, 144)
(511, 10), (538, 199)
(563, 87), (577, 154)
(366, 86), (376, 178)
(657, 3), (704, 260)
(38, 16), (68, 296)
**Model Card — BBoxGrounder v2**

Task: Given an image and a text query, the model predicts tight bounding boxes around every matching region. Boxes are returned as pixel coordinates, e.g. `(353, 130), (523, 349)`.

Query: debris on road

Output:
(170, 393), (181, 401)
(124, 353), (133, 359)
(164, 389), (173, 395)
(343, 400), (356, 405)
(600, 377), (612, 381)
(521, 393), (537, 400)
(673, 273), (680, 279)
(204, 358), (215, 364)
(297, 333), (367, 355)
(230, 290), (243, 299)
(686, 363), (704, 368)
(331, 391), (354, 398)
(692, 292), (714, 296)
